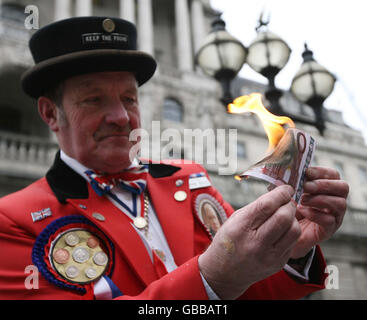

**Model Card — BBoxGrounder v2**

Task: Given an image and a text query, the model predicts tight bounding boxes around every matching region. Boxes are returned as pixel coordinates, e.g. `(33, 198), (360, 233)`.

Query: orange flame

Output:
(228, 93), (295, 151)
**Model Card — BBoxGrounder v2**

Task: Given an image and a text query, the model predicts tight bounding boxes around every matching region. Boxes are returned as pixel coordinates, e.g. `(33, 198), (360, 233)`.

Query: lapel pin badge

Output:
(31, 207), (52, 222)
(102, 18), (115, 33)
(92, 212), (106, 222)
(174, 190), (187, 202)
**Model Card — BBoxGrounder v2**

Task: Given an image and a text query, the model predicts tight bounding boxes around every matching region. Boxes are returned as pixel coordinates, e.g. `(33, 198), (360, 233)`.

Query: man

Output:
(0, 17), (349, 300)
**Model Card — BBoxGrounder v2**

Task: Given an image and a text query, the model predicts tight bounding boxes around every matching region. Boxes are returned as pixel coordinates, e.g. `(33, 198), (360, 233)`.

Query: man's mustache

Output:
(93, 124), (132, 141)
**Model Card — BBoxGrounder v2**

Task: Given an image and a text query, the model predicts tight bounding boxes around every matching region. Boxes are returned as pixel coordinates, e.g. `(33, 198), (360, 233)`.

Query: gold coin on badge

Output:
(174, 190), (187, 201)
(134, 217), (147, 229)
(102, 18), (115, 33)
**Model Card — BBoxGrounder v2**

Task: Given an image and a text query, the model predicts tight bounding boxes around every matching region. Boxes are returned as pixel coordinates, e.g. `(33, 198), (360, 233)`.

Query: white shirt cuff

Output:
(200, 272), (221, 300)
(283, 246), (316, 281)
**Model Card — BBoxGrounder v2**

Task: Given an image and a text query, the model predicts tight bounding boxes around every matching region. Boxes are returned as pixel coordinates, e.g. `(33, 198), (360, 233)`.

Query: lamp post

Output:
(194, 15), (247, 107)
(246, 16), (291, 115)
(195, 14), (336, 135)
(290, 44), (336, 135)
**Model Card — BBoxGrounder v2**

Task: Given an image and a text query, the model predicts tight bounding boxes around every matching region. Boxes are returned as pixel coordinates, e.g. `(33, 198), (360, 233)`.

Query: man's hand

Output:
(198, 185), (301, 300)
(290, 166), (349, 259)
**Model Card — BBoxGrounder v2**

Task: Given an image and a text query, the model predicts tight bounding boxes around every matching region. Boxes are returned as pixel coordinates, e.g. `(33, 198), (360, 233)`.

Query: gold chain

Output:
(143, 192), (149, 237)
(132, 192), (150, 237)
(141, 193), (167, 262)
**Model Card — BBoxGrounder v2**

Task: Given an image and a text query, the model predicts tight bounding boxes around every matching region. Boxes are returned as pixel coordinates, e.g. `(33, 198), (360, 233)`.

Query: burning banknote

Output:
(238, 128), (315, 203)
(228, 93), (315, 203)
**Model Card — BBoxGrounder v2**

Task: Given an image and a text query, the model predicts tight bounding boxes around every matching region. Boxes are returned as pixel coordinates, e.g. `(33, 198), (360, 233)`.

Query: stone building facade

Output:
(0, 0), (366, 299)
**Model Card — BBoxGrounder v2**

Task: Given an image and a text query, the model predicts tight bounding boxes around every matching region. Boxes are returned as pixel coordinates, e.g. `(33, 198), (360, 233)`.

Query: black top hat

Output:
(21, 16), (157, 99)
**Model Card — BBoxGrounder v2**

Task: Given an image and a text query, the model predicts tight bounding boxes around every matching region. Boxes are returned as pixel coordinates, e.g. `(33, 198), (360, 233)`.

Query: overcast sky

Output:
(210, 0), (367, 139)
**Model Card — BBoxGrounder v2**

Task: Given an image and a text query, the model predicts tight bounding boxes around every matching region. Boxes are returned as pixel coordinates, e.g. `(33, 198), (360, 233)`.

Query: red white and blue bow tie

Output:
(85, 164), (148, 196)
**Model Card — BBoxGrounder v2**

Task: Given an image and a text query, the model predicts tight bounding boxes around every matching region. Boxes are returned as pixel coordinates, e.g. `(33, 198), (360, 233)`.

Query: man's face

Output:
(55, 71), (140, 173)
(202, 203), (221, 233)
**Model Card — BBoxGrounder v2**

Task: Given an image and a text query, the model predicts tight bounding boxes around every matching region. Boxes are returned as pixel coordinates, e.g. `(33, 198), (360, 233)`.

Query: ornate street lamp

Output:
(246, 15), (336, 135)
(195, 16), (247, 107)
(290, 44), (336, 135)
(196, 14), (336, 135)
(246, 15), (291, 115)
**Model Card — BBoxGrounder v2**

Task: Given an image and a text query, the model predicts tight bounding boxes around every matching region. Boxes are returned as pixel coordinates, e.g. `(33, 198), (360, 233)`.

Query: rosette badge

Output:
(50, 230), (109, 284)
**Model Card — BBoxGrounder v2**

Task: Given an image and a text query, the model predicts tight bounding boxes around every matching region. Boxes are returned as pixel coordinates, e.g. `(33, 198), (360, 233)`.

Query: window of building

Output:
(93, 0), (115, 8)
(358, 166), (367, 183)
(0, 3), (25, 22)
(92, 0), (119, 16)
(311, 156), (318, 166)
(162, 98), (183, 122)
(0, 106), (21, 133)
(334, 161), (345, 179)
(237, 142), (247, 159)
(93, 0), (102, 6)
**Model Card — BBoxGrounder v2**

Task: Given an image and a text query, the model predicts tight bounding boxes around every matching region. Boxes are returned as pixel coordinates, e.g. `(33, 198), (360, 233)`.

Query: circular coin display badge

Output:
(50, 229), (110, 284)
(32, 215), (115, 294)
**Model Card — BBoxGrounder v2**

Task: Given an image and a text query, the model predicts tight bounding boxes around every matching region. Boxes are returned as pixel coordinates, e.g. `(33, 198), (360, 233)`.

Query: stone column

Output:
(137, 0), (154, 55)
(54, 0), (72, 21)
(175, 0), (193, 71)
(120, 0), (135, 24)
(75, 0), (92, 17)
(191, 0), (206, 54)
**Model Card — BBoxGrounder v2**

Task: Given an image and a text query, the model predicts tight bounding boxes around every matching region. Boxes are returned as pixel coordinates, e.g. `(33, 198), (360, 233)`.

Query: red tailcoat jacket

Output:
(0, 152), (327, 299)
